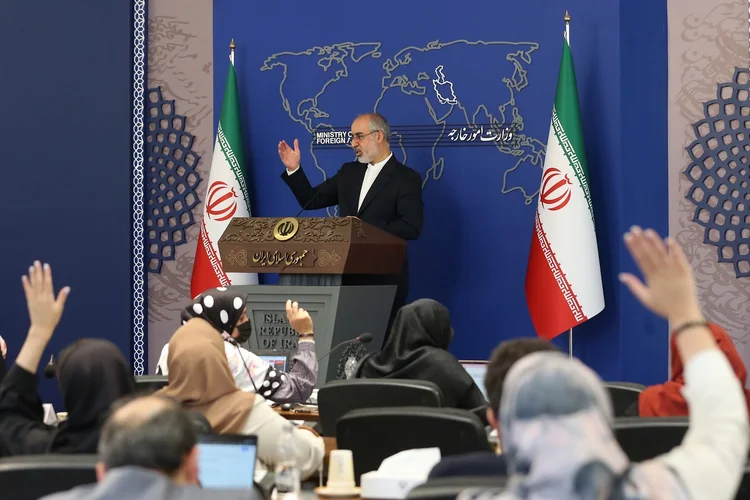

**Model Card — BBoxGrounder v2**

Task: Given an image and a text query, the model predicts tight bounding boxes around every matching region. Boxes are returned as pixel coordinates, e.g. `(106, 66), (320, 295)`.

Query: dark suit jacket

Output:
(281, 155), (424, 297)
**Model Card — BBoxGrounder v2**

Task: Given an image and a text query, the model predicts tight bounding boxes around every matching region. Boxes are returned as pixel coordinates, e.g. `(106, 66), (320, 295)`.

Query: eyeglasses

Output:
(350, 131), (378, 143)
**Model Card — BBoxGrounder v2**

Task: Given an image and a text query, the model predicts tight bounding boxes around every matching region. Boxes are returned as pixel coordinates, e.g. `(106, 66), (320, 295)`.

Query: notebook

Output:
(459, 360), (489, 400)
(197, 434), (258, 489)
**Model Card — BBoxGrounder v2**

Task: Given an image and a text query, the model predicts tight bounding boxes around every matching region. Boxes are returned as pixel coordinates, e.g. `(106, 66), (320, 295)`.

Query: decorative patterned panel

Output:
(684, 67), (750, 278)
(145, 87), (203, 274)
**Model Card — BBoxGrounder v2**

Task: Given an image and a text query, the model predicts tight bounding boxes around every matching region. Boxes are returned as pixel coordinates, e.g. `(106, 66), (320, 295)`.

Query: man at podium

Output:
(278, 113), (424, 342)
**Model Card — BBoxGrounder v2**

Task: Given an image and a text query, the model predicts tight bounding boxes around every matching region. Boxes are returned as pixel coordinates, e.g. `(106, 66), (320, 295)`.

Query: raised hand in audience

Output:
(16, 261), (70, 374)
(619, 226), (714, 360)
(22, 261), (70, 338)
(285, 299), (313, 336)
(618, 226), (700, 322)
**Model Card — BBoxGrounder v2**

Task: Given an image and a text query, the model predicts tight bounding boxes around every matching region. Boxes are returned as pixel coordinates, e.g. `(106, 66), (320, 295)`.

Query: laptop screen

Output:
(460, 360), (488, 400)
(258, 355), (287, 372)
(197, 434), (258, 489)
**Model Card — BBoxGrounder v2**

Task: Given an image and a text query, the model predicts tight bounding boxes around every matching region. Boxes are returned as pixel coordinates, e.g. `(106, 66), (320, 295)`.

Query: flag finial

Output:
(229, 39), (236, 50)
(564, 10), (571, 23)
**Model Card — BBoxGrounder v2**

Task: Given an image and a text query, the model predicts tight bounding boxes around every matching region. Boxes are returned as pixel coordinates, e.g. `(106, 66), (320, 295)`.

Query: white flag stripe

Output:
(537, 117), (603, 317)
(202, 123), (257, 287)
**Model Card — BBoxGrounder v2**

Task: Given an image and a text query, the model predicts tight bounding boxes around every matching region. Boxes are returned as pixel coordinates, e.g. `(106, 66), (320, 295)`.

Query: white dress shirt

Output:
(285, 152), (392, 212)
(358, 153), (392, 211)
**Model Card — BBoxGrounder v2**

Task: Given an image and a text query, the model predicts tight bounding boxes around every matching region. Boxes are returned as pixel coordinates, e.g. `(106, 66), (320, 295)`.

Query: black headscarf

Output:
(181, 287), (247, 339)
(356, 299), (478, 408)
(51, 339), (136, 453)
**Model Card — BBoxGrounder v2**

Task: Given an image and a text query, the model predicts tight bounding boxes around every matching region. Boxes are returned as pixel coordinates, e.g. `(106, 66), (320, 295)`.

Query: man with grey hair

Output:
(42, 396), (249, 500)
(279, 113), (424, 343)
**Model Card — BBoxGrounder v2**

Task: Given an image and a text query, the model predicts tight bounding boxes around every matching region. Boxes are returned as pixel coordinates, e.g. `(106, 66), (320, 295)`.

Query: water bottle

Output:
(274, 424), (300, 500)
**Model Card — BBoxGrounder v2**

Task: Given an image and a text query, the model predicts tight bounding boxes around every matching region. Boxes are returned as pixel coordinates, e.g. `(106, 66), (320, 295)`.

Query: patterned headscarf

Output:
(181, 287), (247, 339)
(461, 352), (687, 500)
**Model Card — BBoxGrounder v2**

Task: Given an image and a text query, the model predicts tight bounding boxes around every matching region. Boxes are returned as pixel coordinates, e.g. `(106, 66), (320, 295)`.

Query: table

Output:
(270, 406), (333, 456)
(274, 405), (321, 422)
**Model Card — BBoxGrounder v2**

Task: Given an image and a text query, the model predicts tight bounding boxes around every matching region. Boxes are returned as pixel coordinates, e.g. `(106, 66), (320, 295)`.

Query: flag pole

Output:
(565, 10), (573, 359)
(568, 328), (573, 358)
(229, 38), (236, 65)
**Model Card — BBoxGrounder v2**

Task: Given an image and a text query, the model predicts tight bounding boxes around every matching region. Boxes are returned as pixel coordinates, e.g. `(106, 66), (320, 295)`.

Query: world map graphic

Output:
(260, 40), (545, 208)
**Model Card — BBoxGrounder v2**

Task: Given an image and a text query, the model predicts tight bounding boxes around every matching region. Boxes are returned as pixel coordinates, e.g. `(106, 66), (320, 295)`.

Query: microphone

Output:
(295, 189), (320, 217)
(43, 355), (56, 379)
(317, 333), (373, 362)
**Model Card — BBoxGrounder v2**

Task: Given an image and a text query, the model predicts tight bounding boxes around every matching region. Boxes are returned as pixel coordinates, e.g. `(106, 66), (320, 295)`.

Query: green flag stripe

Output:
(552, 38), (593, 220)
(217, 124), (251, 212)
(551, 110), (594, 220)
(217, 62), (252, 213)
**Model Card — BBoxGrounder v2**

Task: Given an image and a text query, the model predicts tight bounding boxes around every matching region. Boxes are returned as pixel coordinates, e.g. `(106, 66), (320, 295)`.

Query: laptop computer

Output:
(459, 360), (489, 400)
(197, 434), (258, 489)
(256, 350), (288, 372)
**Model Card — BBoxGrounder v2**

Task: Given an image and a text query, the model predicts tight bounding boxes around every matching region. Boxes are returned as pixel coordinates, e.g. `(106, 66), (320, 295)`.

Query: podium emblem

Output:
(273, 218), (299, 241)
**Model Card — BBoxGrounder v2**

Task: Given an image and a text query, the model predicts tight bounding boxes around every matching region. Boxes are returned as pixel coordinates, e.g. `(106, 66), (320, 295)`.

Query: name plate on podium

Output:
(218, 217), (405, 275)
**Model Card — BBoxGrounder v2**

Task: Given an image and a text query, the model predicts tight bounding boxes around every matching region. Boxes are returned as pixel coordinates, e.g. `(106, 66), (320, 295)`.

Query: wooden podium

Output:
(218, 217), (406, 385)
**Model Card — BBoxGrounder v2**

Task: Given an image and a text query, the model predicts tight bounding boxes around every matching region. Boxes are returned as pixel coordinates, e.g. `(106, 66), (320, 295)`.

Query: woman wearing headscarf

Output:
(156, 288), (317, 404)
(0, 262), (136, 456)
(458, 227), (749, 500)
(355, 298), (487, 410)
(638, 322), (750, 417)
(156, 316), (324, 479)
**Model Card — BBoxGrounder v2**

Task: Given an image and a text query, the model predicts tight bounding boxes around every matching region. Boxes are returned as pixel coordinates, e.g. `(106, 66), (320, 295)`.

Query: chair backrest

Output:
(336, 407), (490, 484)
(318, 379), (443, 436)
(604, 382), (645, 417)
(468, 405), (490, 427)
(134, 375), (168, 392)
(0, 454), (97, 500)
(613, 417), (688, 461)
(407, 476), (508, 500)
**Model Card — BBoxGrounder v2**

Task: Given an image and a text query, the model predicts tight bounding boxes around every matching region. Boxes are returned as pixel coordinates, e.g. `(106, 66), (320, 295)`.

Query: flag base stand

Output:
(568, 328), (573, 358)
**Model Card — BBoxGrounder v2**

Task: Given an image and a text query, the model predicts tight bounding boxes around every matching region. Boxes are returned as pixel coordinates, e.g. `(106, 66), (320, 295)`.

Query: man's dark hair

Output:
(484, 338), (559, 413)
(98, 397), (197, 475)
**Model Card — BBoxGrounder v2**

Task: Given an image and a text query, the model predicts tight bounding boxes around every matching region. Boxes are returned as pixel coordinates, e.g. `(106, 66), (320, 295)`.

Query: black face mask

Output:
(235, 322), (253, 344)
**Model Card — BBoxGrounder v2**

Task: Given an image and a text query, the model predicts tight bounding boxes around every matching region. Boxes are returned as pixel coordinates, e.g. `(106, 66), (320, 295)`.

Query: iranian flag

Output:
(190, 49), (258, 298)
(525, 36), (604, 340)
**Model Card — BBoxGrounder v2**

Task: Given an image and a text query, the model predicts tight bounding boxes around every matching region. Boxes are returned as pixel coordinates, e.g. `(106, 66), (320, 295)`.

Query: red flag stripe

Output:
(525, 213), (587, 340)
(190, 221), (230, 298)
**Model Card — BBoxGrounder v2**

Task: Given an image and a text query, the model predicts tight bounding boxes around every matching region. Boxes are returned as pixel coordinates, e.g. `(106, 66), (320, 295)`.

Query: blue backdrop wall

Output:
(0, 0), (138, 406)
(214, 0), (668, 384)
